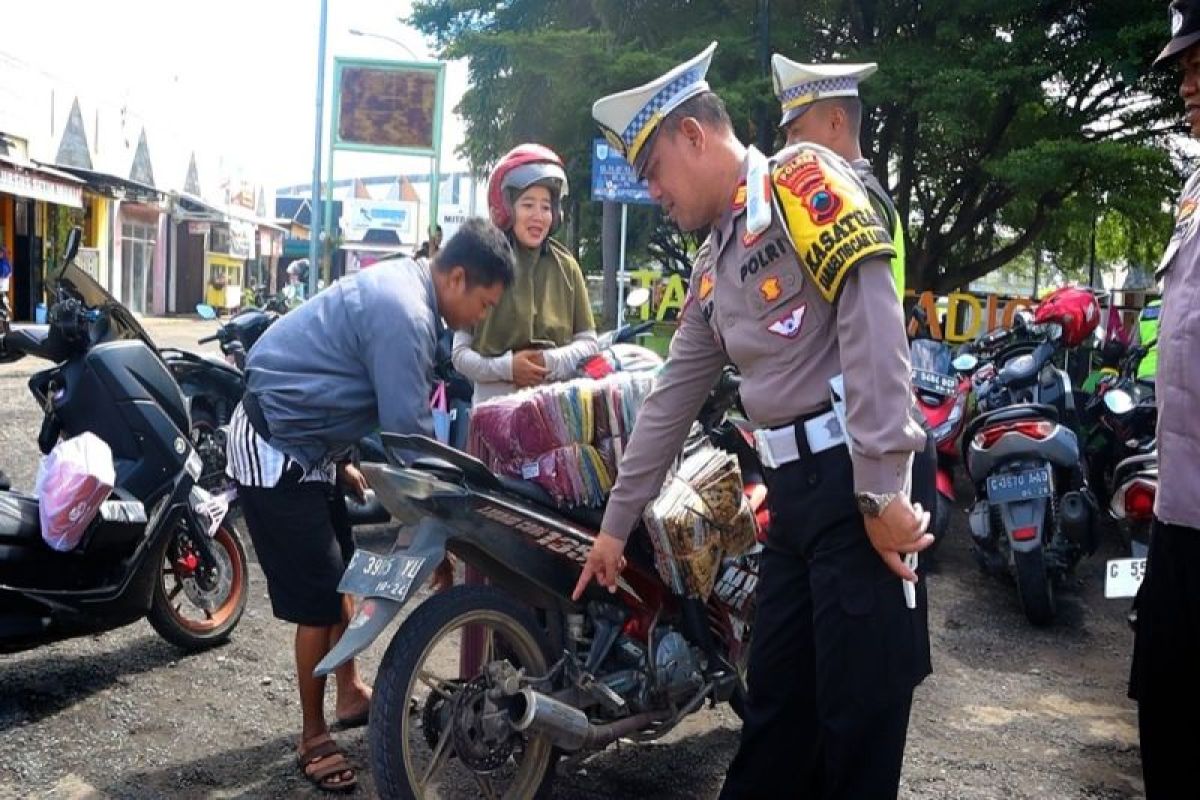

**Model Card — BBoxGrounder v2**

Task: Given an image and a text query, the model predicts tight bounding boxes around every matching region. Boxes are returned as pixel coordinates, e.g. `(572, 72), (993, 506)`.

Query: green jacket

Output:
(1137, 299), (1161, 380)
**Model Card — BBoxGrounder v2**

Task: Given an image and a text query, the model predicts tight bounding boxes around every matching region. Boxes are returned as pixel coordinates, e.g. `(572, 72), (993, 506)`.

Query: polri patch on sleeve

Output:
(771, 150), (895, 303)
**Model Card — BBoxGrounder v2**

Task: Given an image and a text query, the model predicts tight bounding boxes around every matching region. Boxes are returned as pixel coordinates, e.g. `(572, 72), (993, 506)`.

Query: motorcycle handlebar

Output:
(198, 334), (219, 344)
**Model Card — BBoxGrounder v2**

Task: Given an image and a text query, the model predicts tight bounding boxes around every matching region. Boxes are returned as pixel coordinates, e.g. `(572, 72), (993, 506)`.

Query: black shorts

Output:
(237, 467), (354, 626)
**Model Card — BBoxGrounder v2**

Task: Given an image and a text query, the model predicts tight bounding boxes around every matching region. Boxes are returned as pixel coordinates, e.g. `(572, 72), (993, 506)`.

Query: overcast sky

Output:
(3, 0), (470, 191)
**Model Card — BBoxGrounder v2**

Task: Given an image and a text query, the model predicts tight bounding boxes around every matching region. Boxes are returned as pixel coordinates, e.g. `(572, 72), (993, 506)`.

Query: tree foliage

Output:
(410, 0), (1185, 291)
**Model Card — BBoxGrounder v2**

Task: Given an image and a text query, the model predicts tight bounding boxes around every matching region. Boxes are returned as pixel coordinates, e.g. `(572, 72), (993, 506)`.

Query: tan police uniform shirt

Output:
(1152, 167), (1200, 530)
(601, 143), (926, 541)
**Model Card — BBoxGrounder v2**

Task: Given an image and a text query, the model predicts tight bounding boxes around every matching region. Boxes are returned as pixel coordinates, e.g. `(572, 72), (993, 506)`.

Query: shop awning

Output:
(54, 165), (165, 206)
(172, 191), (227, 223)
(0, 155), (84, 208)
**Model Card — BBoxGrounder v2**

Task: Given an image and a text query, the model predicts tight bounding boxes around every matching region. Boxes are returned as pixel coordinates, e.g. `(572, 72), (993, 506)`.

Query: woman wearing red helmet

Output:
(452, 144), (598, 403)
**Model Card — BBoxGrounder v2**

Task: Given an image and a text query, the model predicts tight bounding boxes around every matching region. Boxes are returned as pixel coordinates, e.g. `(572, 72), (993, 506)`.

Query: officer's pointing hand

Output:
(572, 532), (628, 601)
(863, 495), (933, 582)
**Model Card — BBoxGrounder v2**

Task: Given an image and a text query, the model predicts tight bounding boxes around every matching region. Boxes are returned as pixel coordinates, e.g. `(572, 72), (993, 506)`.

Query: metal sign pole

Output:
(617, 203), (628, 324)
(307, 0), (328, 299)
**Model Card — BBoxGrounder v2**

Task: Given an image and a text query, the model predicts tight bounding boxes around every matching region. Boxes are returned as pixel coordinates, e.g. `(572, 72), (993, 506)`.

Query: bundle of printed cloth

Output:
(643, 441), (759, 598)
(467, 373), (656, 507)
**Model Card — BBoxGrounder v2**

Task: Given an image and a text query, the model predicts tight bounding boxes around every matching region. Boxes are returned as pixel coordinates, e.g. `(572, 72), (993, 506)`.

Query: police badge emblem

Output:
(767, 304), (806, 338)
(759, 276), (783, 303)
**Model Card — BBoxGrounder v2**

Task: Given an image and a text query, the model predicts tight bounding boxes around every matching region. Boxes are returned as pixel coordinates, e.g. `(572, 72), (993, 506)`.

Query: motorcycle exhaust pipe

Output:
(508, 688), (670, 752)
(1059, 491), (1093, 546)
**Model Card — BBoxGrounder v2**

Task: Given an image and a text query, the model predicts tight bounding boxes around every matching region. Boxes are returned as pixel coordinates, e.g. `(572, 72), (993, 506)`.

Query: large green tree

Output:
(411, 0), (1184, 292)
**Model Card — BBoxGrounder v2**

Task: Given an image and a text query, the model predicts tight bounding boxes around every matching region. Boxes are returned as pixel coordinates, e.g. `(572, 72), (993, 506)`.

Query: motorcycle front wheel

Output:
(370, 585), (557, 800)
(147, 522), (249, 650)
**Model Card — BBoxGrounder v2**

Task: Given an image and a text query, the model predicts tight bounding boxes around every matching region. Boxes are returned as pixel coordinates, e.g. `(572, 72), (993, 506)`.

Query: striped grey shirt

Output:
(225, 403), (336, 488)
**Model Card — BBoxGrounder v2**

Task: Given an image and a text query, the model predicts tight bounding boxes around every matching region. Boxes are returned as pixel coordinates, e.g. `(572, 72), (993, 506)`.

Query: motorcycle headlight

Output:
(931, 396), (965, 442)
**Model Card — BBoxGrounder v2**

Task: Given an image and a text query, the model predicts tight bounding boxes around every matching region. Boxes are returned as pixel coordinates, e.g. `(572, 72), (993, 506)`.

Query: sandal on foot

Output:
(298, 733), (358, 793)
(333, 707), (370, 731)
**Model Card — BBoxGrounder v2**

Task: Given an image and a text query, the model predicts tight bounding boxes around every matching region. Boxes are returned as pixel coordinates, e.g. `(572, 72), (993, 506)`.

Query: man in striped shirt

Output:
(228, 218), (514, 792)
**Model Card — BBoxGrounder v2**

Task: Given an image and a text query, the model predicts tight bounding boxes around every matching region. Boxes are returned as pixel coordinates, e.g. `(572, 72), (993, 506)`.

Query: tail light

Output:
(1011, 525), (1038, 542)
(1114, 479), (1156, 521)
(973, 419), (1055, 450)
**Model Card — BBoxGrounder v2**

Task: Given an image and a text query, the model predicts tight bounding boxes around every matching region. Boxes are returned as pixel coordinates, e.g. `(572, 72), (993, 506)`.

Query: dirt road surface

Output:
(0, 318), (1144, 799)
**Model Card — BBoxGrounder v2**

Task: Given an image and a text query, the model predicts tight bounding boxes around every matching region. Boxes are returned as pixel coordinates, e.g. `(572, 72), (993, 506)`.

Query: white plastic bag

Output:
(34, 432), (115, 552)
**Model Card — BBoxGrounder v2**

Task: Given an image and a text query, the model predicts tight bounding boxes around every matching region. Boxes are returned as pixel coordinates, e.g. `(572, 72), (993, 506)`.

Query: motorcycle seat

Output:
(0, 491), (40, 545)
(495, 476), (605, 530)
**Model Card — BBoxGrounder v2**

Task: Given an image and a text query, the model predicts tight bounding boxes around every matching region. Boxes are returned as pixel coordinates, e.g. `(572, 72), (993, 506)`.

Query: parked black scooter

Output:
(0, 228), (249, 653)
(161, 303), (277, 489)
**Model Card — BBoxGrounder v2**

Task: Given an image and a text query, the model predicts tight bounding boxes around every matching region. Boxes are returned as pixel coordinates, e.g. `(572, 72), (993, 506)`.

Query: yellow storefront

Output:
(204, 252), (245, 311)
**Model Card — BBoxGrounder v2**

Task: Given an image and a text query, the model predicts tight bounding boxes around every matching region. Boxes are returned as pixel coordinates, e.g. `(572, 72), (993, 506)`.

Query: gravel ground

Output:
(0, 318), (1144, 799)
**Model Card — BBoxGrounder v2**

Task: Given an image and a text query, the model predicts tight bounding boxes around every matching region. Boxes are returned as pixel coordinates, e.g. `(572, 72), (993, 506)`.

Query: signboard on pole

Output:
(590, 139), (654, 205)
(332, 58), (446, 157)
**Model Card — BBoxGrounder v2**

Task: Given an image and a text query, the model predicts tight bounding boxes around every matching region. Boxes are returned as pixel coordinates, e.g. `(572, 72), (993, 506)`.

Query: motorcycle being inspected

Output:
(315, 370), (759, 800)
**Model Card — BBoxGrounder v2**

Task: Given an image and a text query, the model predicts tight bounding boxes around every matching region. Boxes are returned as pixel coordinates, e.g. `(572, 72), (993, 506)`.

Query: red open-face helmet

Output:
(1034, 286), (1100, 347)
(487, 143), (569, 232)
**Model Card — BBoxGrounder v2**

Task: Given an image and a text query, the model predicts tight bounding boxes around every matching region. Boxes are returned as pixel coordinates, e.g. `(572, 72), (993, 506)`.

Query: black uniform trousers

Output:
(720, 436), (931, 800)
(1129, 519), (1200, 800)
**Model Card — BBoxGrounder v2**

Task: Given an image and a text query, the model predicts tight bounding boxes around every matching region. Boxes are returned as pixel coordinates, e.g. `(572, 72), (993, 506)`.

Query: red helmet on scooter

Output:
(1034, 286), (1100, 348)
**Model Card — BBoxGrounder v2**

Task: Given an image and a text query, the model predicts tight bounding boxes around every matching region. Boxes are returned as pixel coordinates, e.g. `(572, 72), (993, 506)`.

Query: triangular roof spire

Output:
(183, 153), (201, 195)
(129, 128), (155, 187)
(55, 97), (93, 170)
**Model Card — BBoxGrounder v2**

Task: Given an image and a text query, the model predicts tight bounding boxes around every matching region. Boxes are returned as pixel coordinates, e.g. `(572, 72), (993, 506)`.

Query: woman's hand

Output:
(513, 350), (549, 388)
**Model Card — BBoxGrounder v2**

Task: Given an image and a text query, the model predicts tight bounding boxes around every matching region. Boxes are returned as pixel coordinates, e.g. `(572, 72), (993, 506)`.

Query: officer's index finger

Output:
(572, 563), (595, 601)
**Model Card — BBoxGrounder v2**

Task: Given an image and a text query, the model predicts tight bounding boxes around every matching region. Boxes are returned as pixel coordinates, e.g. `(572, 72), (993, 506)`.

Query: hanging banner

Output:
(0, 165), (83, 208)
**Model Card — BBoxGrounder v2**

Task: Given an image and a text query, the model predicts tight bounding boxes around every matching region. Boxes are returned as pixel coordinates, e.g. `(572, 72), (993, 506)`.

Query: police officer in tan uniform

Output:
(575, 42), (933, 798)
(772, 54), (942, 544)
(1130, 4), (1200, 795)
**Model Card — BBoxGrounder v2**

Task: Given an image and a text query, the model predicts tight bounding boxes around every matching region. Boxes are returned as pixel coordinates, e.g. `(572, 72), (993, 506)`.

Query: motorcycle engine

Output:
(599, 626), (704, 712)
(653, 629), (704, 704)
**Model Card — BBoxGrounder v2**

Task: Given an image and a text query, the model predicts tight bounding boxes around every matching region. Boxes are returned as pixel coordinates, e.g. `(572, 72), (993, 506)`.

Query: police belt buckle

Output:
(754, 411), (846, 469)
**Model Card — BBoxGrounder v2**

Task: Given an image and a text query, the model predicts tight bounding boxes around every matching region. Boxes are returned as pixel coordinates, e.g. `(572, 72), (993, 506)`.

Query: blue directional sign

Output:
(590, 138), (655, 205)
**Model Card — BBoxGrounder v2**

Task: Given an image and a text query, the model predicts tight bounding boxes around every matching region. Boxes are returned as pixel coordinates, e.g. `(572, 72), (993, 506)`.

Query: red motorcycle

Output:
(315, 373), (759, 799)
(909, 323), (973, 542)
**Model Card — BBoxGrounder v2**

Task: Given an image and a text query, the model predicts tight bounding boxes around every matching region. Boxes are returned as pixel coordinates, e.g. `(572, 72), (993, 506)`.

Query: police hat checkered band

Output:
(780, 77), (859, 109)
(593, 41), (718, 167)
(621, 68), (708, 152)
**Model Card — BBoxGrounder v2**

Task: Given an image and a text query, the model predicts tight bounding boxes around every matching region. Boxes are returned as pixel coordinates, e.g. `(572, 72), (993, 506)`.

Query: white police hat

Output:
(771, 55), (878, 127)
(592, 41), (718, 174)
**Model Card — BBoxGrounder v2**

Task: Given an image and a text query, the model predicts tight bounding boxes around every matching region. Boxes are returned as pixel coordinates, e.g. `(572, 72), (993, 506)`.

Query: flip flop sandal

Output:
(332, 707), (370, 731)
(298, 733), (358, 794)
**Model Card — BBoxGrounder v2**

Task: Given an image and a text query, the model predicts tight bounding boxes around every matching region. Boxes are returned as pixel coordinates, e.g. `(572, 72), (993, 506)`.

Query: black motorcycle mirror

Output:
(195, 303), (218, 321)
(49, 226), (83, 284)
(64, 226), (81, 267)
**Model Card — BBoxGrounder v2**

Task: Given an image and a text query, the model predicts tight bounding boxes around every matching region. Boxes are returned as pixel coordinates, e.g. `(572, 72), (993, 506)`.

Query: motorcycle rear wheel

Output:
(370, 585), (557, 800)
(148, 523), (248, 650)
(1013, 546), (1056, 626)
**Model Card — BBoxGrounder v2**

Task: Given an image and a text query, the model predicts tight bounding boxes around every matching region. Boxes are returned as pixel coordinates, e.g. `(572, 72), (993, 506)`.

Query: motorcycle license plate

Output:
(338, 550), (426, 603)
(986, 467), (1052, 503)
(912, 368), (958, 397)
(1105, 557), (1147, 599)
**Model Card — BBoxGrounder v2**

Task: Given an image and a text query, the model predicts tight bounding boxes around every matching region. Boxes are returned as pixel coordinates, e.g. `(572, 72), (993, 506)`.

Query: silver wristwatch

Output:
(856, 491), (898, 518)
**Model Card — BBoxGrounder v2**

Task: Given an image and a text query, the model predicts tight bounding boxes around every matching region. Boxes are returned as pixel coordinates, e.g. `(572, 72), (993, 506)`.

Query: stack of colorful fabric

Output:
(468, 373), (656, 506)
(643, 444), (759, 598)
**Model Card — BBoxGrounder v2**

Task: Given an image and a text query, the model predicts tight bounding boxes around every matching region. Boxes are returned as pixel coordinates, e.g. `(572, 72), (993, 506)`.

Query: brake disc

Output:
(450, 677), (517, 772)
